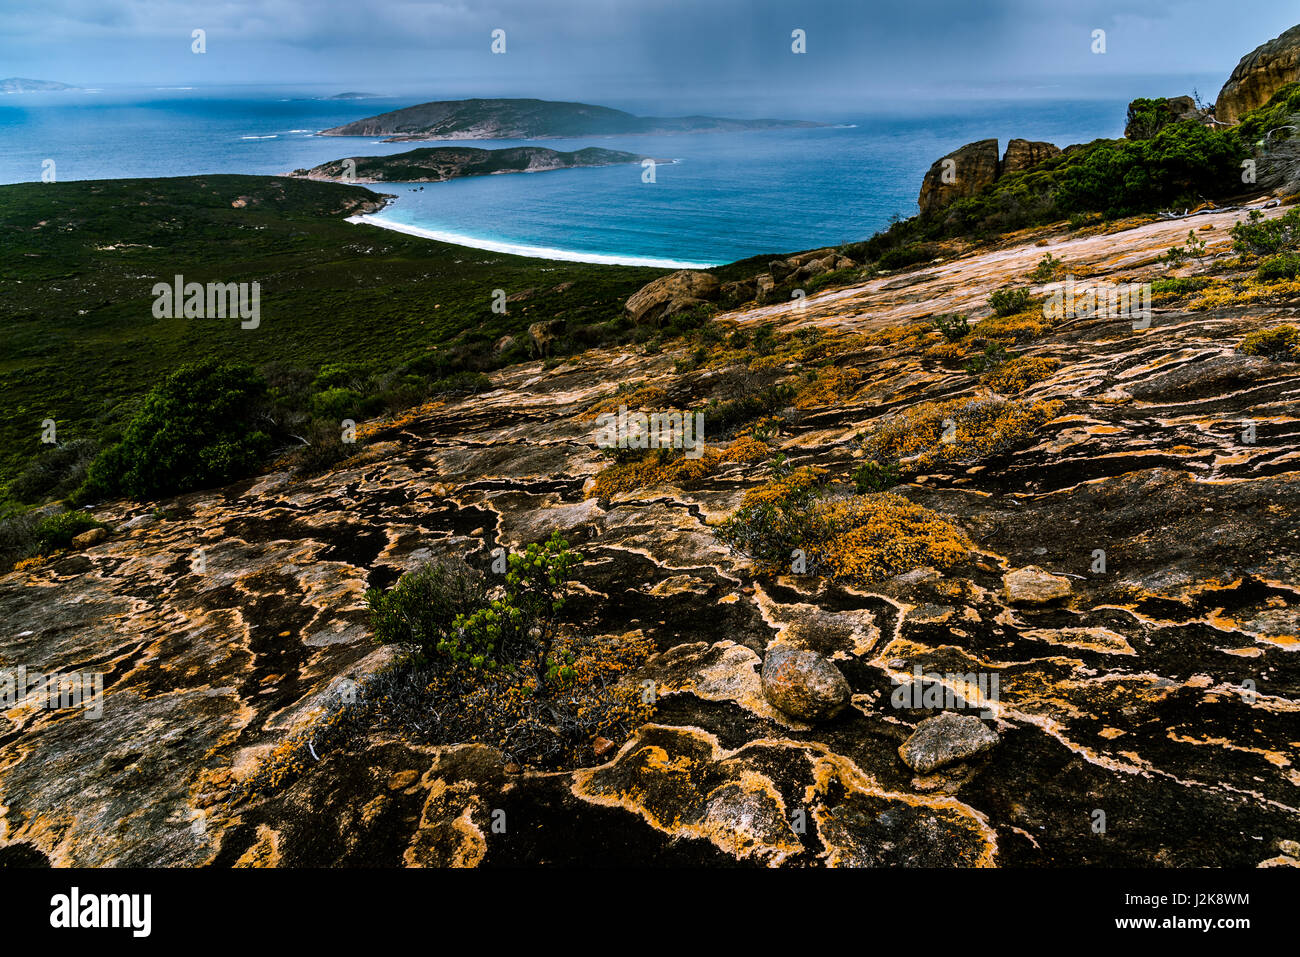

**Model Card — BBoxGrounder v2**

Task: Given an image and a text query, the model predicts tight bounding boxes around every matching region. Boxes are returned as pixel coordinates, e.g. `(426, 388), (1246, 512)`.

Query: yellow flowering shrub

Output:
(983, 356), (1060, 393)
(720, 465), (970, 584)
(974, 307), (1052, 342)
(861, 396), (1063, 471)
(792, 365), (865, 409)
(1238, 323), (1300, 361)
(588, 437), (772, 500)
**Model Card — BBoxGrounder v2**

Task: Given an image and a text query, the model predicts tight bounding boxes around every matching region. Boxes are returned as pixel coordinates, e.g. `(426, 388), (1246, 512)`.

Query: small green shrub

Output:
(1231, 208), (1300, 256)
(851, 460), (901, 493)
(930, 313), (971, 342)
(1256, 253), (1300, 283)
(989, 287), (1033, 317)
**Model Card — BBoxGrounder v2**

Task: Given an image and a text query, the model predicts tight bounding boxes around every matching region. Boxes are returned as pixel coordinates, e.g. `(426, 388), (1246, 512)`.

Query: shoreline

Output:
(346, 213), (722, 268)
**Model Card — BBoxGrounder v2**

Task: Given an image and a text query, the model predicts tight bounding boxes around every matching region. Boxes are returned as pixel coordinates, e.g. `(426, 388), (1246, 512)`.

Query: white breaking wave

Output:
(240, 134), (278, 140)
(347, 215), (720, 268)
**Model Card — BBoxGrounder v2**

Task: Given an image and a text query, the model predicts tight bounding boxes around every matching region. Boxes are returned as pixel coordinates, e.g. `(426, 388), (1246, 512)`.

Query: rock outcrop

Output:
(1000, 138), (1063, 175)
(1124, 95), (1208, 138)
(918, 138), (1060, 216)
(1216, 23), (1300, 124)
(918, 139), (1000, 216)
(2, 202), (1298, 869)
(624, 270), (720, 325)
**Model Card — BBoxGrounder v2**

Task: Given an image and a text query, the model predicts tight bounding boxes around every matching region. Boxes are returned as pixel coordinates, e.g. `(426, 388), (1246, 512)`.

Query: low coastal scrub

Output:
(859, 396), (1062, 472)
(989, 287), (1033, 316)
(1238, 324), (1300, 362)
(973, 307), (1052, 343)
(0, 506), (107, 570)
(587, 436), (770, 500)
(720, 461), (971, 584)
(983, 356), (1060, 393)
(236, 533), (656, 799)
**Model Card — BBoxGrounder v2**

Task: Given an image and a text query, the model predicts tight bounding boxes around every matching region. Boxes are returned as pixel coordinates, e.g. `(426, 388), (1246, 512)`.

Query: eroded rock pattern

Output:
(1, 208), (1298, 868)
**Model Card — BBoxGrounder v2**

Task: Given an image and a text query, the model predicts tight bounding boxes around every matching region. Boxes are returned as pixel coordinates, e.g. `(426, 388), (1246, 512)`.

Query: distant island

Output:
(319, 96), (822, 141)
(0, 77), (79, 93)
(294, 145), (654, 183)
(326, 91), (381, 100)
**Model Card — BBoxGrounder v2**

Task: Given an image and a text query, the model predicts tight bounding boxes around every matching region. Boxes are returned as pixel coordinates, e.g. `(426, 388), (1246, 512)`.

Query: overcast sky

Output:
(4, 1), (1297, 112)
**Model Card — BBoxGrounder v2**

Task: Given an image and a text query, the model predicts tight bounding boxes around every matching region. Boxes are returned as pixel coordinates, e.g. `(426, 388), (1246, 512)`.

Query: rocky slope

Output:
(319, 97), (820, 141)
(296, 146), (650, 184)
(2, 202), (1298, 868)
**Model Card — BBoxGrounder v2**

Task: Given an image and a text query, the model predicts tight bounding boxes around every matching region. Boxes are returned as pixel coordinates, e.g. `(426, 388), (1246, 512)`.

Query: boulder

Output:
(768, 259), (798, 283)
(71, 527), (107, 548)
(1000, 138), (1062, 174)
(1216, 24), (1300, 125)
(755, 273), (775, 296)
(624, 270), (720, 325)
(720, 278), (757, 303)
(917, 139), (1000, 216)
(1002, 565), (1072, 605)
(898, 711), (1000, 773)
(760, 646), (850, 721)
(493, 334), (517, 356)
(527, 320), (564, 357)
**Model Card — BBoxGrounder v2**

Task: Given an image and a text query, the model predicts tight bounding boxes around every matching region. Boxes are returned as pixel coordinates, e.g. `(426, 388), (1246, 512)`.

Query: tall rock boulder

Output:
(1216, 23), (1300, 124)
(917, 139), (1000, 216)
(918, 138), (1061, 217)
(1001, 138), (1062, 175)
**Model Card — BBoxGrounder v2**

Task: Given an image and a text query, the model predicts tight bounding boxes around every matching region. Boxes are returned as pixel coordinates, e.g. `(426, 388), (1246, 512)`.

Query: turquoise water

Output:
(0, 82), (1216, 264)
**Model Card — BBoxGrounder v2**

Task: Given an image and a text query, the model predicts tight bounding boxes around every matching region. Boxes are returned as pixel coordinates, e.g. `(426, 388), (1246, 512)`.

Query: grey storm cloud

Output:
(2, 0), (1297, 100)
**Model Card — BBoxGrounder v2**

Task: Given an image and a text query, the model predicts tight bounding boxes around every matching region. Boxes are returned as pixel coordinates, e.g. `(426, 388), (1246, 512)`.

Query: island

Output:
(0, 77), (79, 93)
(318, 96), (822, 141)
(326, 91), (382, 100)
(294, 145), (655, 183)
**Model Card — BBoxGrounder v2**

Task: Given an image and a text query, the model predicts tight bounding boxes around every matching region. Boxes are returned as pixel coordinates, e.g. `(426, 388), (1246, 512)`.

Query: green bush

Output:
(1055, 122), (1245, 217)
(77, 359), (272, 502)
(930, 313), (971, 342)
(1232, 208), (1300, 256)
(1256, 253), (1300, 283)
(1150, 276), (1213, 296)
(33, 510), (104, 550)
(878, 243), (939, 270)
(851, 460), (901, 493)
(989, 287), (1033, 316)
(368, 557), (489, 658)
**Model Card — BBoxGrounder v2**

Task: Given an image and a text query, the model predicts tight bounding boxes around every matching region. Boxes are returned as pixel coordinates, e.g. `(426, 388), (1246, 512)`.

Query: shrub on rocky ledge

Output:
(983, 356), (1060, 393)
(860, 395), (1062, 472)
(259, 534), (657, 775)
(1238, 324), (1300, 362)
(720, 461), (970, 584)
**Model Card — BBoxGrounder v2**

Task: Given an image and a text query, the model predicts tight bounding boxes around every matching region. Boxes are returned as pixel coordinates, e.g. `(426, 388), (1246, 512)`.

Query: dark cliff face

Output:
(1216, 23), (1300, 124)
(917, 138), (1061, 217)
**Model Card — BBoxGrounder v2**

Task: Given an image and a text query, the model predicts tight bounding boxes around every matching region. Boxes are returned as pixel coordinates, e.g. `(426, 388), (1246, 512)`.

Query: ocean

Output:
(0, 81), (1220, 266)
